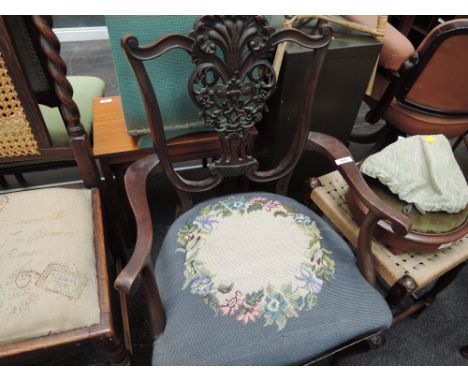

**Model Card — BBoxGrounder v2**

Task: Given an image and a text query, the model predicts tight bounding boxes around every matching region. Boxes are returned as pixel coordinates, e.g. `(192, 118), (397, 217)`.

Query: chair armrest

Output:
(366, 53), (419, 124)
(114, 154), (161, 295)
(306, 132), (411, 235)
(306, 132), (412, 285)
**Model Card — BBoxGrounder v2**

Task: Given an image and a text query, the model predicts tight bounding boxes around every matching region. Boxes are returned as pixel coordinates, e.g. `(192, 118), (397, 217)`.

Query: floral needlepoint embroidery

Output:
(176, 195), (335, 331)
(220, 291), (243, 316)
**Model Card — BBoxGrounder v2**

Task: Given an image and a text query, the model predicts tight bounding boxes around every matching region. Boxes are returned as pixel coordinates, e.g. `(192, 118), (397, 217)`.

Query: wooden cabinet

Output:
(257, 24), (382, 199)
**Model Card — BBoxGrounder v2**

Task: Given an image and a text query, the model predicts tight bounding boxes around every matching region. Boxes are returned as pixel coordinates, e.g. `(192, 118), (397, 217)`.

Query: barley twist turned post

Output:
(31, 15), (101, 188)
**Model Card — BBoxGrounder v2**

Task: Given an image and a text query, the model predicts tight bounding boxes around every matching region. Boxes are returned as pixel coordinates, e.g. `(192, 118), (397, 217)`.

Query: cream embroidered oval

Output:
(176, 195), (335, 331)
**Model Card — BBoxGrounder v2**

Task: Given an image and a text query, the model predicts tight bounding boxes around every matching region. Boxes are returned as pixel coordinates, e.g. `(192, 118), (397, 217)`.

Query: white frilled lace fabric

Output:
(361, 134), (468, 213)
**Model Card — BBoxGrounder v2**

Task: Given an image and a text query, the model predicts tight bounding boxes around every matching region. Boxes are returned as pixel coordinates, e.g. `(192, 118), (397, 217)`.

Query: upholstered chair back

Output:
(404, 19), (468, 116)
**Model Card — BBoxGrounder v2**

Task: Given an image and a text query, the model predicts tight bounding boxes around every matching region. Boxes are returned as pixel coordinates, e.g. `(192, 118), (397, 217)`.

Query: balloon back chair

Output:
(116, 15), (412, 365)
(0, 16), (129, 365)
(352, 18), (468, 151)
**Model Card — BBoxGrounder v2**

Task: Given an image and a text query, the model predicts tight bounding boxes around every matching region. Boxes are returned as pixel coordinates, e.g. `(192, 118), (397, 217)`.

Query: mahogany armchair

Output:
(114, 15), (412, 365)
(349, 17), (468, 152)
(0, 15), (105, 188)
(0, 16), (129, 365)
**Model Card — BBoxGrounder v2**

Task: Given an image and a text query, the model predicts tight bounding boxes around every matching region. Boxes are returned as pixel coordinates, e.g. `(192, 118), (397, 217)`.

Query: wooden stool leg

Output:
(97, 331), (131, 366)
(460, 345), (468, 359)
(100, 158), (133, 253)
(452, 134), (464, 150)
(0, 175), (8, 188)
(411, 261), (466, 318)
(452, 131), (467, 151)
(303, 177), (322, 206)
(386, 275), (417, 308)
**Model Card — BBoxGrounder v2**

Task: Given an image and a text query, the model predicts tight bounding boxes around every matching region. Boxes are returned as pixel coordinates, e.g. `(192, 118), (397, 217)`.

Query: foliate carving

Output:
(188, 16), (276, 135)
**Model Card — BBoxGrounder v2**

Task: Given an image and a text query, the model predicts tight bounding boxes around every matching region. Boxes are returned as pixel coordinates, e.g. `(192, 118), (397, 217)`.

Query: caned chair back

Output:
(0, 16), (99, 188)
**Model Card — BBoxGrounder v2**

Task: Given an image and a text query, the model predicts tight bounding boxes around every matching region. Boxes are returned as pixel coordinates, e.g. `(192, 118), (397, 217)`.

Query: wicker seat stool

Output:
(308, 170), (468, 323)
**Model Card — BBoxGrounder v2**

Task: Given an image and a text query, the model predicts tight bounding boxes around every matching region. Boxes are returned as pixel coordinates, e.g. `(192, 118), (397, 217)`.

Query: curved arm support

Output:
(306, 132), (411, 285)
(306, 132), (411, 236)
(114, 154), (161, 295)
(356, 212), (381, 285)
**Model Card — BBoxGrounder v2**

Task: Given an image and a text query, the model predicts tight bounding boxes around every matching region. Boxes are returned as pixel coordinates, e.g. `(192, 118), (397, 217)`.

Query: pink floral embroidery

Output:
(265, 200), (281, 212)
(236, 304), (261, 324)
(220, 291), (243, 316)
(249, 197), (268, 204)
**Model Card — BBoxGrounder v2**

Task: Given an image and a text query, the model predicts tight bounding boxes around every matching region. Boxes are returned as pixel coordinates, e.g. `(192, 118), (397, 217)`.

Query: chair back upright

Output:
(0, 16), (100, 188)
(122, 15), (331, 211)
(398, 19), (468, 117)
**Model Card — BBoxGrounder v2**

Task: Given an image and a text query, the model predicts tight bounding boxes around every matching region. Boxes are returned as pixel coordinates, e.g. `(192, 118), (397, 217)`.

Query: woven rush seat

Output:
(310, 170), (468, 291)
(151, 192), (392, 365)
(0, 188), (100, 345)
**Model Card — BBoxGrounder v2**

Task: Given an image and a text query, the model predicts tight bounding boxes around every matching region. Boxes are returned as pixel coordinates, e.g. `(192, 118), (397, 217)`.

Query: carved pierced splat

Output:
(188, 16), (277, 176)
(121, 15), (331, 192)
(189, 16), (276, 134)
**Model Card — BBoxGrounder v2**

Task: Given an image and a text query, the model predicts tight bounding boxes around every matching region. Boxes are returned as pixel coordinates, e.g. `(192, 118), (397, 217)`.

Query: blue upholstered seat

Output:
(152, 192), (392, 365)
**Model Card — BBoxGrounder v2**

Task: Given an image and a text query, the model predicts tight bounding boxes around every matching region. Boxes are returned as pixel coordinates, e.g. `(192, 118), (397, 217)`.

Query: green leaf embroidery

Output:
(200, 205), (211, 215)
(245, 290), (264, 306)
(280, 283), (293, 295)
(221, 209), (232, 217)
(247, 203), (263, 213)
(203, 294), (220, 314)
(284, 305), (299, 318)
(276, 314), (287, 331)
(305, 293), (318, 310)
(282, 204), (299, 214)
(217, 283), (234, 294)
(273, 210), (288, 218)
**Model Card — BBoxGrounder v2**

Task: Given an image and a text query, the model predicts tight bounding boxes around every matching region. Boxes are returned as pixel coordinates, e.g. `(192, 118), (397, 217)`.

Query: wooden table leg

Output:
(0, 175), (8, 188)
(99, 158), (134, 256)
